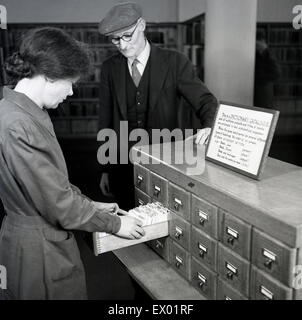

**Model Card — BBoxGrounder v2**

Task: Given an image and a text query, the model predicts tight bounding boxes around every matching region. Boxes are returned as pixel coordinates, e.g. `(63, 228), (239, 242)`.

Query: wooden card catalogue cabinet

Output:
(128, 142), (302, 300)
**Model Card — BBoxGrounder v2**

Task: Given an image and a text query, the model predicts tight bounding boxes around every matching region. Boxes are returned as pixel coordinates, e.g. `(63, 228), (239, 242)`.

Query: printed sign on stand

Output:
(206, 102), (279, 180)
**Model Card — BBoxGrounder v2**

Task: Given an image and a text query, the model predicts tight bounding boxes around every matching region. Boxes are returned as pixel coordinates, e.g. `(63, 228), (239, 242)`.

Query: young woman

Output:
(0, 27), (144, 300)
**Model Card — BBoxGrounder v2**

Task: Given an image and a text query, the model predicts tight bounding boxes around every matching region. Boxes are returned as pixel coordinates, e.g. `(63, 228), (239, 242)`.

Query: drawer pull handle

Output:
(226, 271), (234, 280)
(227, 237), (234, 245)
(262, 248), (276, 270)
(199, 250), (206, 258)
(198, 211), (208, 226)
(226, 227), (238, 246)
(198, 243), (207, 258)
(264, 259), (273, 269)
(197, 272), (207, 289)
(153, 185), (161, 197)
(173, 198), (183, 211)
(175, 256), (183, 268)
(260, 286), (274, 300)
(138, 199), (145, 206)
(137, 175), (143, 185)
(155, 241), (163, 249)
(174, 226), (183, 240)
(225, 262), (237, 280)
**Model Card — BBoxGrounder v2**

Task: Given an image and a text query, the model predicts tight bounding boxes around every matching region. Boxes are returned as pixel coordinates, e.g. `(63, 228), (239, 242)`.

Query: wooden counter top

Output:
(114, 243), (203, 300)
(132, 142), (302, 247)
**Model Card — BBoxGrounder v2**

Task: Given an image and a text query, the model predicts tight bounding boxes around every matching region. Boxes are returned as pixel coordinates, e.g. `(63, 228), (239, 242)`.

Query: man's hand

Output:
(194, 127), (211, 145)
(186, 127), (211, 145)
(116, 215), (145, 239)
(93, 201), (119, 215)
(100, 173), (114, 197)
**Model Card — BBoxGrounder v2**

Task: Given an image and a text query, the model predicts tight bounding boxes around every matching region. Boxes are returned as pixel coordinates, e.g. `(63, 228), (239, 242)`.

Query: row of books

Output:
(274, 99), (302, 116)
(275, 116), (302, 135)
(271, 47), (302, 63)
(52, 119), (99, 135)
(64, 27), (107, 44)
(72, 85), (99, 99)
(50, 102), (100, 117)
(183, 45), (204, 66)
(274, 98), (302, 135)
(89, 46), (117, 64)
(182, 20), (205, 45)
(280, 64), (302, 80)
(145, 27), (178, 49)
(268, 28), (302, 45)
(87, 67), (101, 82)
(274, 83), (302, 97)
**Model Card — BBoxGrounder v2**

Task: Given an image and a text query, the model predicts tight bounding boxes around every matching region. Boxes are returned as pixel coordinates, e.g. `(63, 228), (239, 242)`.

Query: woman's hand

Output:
(93, 201), (119, 215)
(116, 215), (145, 239)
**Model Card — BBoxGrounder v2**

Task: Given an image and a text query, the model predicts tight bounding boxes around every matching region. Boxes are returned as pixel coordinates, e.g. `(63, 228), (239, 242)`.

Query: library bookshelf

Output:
(5, 22), (179, 139)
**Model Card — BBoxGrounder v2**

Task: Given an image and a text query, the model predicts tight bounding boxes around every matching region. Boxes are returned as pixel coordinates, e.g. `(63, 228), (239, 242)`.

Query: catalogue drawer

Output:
(220, 210), (252, 260)
(191, 226), (218, 271)
(134, 163), (149, 194)
(169, 182), (190, 221)
(170, 241), (191, 281)
(251, 229), (296, 286)
(148, 236), (170, 262)
(135, 187), (151, 207)
(93, 221), (169, 255)
(169, 214), (191, 251)
(250, 266), (293, 300)
(191, 256), (217, 300)
(217, 244), (250, 296)
(191, 194), (218, 239)
(216, 279), (248, 300)
(149, 172), (168, 206)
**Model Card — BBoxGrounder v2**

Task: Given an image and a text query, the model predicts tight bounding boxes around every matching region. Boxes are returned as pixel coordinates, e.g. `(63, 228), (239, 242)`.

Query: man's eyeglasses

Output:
(109, 21), (139, 45)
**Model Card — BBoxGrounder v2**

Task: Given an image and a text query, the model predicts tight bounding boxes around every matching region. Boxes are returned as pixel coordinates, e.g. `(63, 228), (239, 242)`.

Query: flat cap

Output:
(99, 2), (143, 36)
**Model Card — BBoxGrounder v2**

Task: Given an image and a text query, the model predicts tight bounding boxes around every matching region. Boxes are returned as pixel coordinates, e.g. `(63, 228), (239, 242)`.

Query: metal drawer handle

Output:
(198, 210), (208, 226)
(174, 226), (183, 240)
(226, 227), (239, 246)
(260, 285), (274, 300)
(225, 262), (237, 281)
(155, 241), (163, 249)
(262, 248), (276, 270)
(137, 175), (143, 185)
(227, 237), (235, 245)
(198, 243), (208, 258)
(173, 198), (183, 211)
(138, 199), (145, 206)
(153, 185), (161, 197)
(264, 260), (273, 269)
(197, 272), (207, 289)
(226, 271), (234, 280)
(175, 255), (183, 268)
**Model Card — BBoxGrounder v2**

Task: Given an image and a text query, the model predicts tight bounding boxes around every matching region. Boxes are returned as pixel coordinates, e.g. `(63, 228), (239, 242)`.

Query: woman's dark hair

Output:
(5, 27), (92, 84)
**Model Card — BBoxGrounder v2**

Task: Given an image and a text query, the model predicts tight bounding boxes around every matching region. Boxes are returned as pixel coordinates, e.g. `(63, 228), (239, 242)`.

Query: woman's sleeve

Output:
(3, 119), (120, 233)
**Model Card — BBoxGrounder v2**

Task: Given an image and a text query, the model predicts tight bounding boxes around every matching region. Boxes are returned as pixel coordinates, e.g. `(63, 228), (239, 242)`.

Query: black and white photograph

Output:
(0, 0), (301, 309)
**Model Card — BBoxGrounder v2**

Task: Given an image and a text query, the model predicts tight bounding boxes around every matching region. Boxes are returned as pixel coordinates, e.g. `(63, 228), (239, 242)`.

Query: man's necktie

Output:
(131, 59), (141, 87)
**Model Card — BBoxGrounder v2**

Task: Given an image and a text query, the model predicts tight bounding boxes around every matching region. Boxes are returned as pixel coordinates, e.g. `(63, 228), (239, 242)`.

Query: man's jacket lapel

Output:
(112, 55), (127, 119)
(148, 45), (170, 117)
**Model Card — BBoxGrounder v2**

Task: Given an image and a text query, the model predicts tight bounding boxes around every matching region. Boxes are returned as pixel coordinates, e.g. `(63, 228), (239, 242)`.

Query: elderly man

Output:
(98, 2), (218, 210)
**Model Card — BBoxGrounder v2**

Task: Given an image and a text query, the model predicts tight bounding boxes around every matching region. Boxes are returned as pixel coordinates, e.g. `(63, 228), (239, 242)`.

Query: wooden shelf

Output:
(6, 22), (182, 138)
(114, 243), (204, 300)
